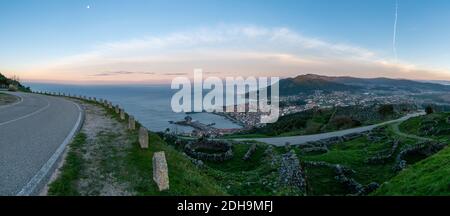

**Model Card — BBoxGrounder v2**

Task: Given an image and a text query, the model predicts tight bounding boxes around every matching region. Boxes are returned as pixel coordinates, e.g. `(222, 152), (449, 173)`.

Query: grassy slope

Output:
(48, 133), (87, 195)
(373, 146), (450, 195)
(49, 100), (226, 196)
(298, 131), (418, 195)
(123, 132), (226, 195)
(49, 98), (449, 196)
(373, 113), (450, 195)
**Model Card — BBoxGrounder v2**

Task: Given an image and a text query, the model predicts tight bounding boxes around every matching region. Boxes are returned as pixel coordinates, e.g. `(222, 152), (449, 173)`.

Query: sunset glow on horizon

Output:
(2, 0), (450, 84)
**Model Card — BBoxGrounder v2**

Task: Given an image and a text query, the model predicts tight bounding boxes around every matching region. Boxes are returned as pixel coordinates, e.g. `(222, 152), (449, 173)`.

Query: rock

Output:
(128, 116), (136, 130)
(139, 127), (149, 149)
(242, 144), (257, 161)
(115, 105), (120, 114)
(285, 142), (291, 151)
(119, 109), (125, 120)
(152, 151), (169, 191)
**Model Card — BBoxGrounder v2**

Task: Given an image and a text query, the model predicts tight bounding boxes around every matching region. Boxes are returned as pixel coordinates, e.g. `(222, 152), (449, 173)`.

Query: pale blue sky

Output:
(1, 0), (450, 83)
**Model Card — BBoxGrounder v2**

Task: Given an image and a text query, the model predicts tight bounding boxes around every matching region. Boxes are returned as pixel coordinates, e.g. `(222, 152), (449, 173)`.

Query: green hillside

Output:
(373, 112), (450, 195)
(0, 72), (31, 92)
(230, 104), (415, 137)
(373, 146), (450, 195)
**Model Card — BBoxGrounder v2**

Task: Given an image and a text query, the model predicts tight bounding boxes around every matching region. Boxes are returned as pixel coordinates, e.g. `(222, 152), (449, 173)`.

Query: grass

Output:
(121, 132), (227, 195)
(48, 133), (87, 196)
(49, 99), (226, 196)
(49, 96), (450, 196)
(373, 146), (450, 195)
(372, 112), (450, 195)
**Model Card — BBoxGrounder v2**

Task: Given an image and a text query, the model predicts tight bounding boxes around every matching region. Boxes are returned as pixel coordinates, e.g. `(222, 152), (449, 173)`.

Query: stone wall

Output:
(184, 140), (234, 162)
(278, 150), (306, 193)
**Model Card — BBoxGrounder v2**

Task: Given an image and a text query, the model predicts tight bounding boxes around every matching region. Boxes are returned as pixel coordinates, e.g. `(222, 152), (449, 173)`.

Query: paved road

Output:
(0, 91), (83, 195)
(234, 112), (425, 146)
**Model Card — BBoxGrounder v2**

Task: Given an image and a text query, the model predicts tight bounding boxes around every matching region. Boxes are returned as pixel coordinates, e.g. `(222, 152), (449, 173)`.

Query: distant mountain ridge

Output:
(277, 74), (450, 96)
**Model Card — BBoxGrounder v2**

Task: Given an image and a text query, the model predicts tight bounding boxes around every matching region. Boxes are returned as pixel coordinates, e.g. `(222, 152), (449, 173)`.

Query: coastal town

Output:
(170, 89), (436, 137)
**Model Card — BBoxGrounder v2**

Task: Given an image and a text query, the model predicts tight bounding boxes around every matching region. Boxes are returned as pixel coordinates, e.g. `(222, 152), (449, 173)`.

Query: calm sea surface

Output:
(25, 83), (242, 133)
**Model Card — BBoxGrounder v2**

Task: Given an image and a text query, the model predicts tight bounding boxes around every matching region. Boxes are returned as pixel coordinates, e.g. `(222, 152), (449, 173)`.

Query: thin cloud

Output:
(91, 71), (155, 76)
(28, 24), (450, 83)
(162, 72), (189, 76)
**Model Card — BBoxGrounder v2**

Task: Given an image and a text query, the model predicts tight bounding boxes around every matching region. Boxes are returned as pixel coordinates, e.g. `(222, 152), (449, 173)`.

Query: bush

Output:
(425, 106), (434, 115)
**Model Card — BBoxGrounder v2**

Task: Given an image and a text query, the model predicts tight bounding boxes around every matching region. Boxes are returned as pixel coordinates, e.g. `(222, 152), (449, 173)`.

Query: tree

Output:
(378, 104), (394, 117)
(425, 105), (434, 115)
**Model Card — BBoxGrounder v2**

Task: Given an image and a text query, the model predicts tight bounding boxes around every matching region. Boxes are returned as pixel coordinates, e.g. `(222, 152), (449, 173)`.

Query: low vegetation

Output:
(49, 96), (449, 196)
(48, 99), (225, 196)
(231, 104), (415, 137)
(0, 72), (31, 92)
(48, 133), (87, 196)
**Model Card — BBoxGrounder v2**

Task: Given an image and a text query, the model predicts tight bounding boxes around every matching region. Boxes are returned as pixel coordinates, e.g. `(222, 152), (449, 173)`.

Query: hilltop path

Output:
(0, 91), (83, 195)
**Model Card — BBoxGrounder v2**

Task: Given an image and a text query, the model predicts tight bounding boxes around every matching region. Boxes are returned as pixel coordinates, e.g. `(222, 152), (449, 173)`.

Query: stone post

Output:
(115, 105), (120, 114)
(153, 151), (169, 191)
(108, 102), (113, 109)
(128, 116), (136, 130)
(139, 127), (149, 149)
(120, 109), (125, 120)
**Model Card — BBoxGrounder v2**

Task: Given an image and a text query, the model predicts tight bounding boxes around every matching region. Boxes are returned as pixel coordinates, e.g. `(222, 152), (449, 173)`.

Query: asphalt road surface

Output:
(0, 91), (82, 195)
(234, 112), (425, 146)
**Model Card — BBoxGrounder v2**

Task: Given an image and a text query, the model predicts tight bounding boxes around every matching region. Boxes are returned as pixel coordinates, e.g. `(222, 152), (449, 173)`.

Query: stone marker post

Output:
(115, 105), (120, 114)
(120, 109), (125, 120)
(139, 127), (149, 149)
(153, 151), (169, 191)
(128, 116), (136, 130)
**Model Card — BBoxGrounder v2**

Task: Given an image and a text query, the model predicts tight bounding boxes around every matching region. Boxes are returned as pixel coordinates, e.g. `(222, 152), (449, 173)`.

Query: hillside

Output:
(277, 74), (450, 96)
(373, 112), (450, 195)
(279, 74), (360, 95)
(232, 104), (415, 137)
(0, 72), (30, 92)
(373, 146), (450, 195)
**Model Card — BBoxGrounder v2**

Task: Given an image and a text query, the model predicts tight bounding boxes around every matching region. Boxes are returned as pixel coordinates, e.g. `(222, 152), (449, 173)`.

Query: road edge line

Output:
(16, 100), (85, 196)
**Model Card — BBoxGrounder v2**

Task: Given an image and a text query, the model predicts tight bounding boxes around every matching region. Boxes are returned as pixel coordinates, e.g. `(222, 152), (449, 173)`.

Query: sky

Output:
(1, 0), (450, 84)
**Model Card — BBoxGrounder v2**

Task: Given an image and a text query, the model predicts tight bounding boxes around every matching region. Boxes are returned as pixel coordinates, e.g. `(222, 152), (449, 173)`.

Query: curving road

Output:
(0, 91), (83, 195)
(234, 112), (425, 146)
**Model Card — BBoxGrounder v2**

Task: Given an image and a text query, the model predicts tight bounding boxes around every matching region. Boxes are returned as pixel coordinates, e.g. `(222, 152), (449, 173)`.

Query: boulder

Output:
(153, 151), (169, 191)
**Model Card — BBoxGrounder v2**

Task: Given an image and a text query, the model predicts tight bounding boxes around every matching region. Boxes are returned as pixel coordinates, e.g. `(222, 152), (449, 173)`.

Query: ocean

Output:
(25, 83), (242, 133)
